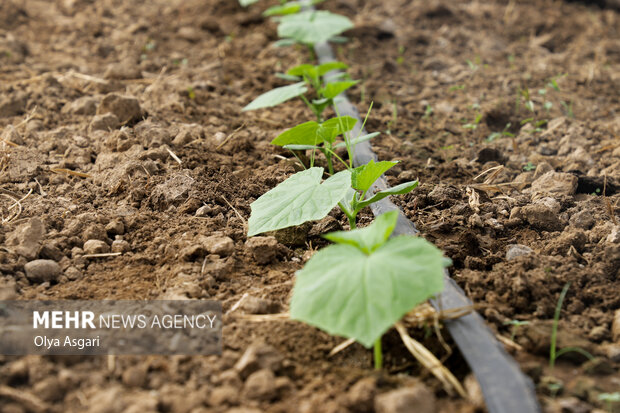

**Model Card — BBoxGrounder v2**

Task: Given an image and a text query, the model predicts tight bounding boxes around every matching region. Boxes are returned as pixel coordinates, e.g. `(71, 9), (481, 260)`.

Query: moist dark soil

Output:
(0, 0), (618, 412)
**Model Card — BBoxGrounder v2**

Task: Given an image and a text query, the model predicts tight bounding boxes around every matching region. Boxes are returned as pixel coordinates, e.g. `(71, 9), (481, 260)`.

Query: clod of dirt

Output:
(569, 210), (595, 230)
(464, 375), (484, 410)
(606, 226), (620, 243)
(97, 93), (143, 124)
(506, 244), (534, 260)
(195, 205), (213, 217)
(209, 385), (238, 406)
(245, 236), (278, 265)
(62, 96), (98, 116)
(111, 238), (130, 253)
(0, 279), (18, 300)
(134, 121), (173, 147)
(1, 125), (24, 145)
(234, 343), (284, 379)
(581, 358), (615, 375)
(104, 60), (142, 80)
(529, 171), (578, 198)
(150, 172), (195, 209)
(344, 377), (377, 413)
(83, 239), (110, 255)
(121, 366), (147, 388)
(426, 184), (463, 208)
(520, 321), (594, 361)
(309, 216), (342, 237)
(238, 295), (280, 315)
(39, 243), (64, 262)
(6, 218), (45, 260)
(519, 200), (564, 232)
(24, 259), (61, 283)
(0, 92), (27, 118)
(89, 113), (120, 132)
(243, 369), (277, 401)
(374, 385), (436, 413)
(542, 229), (587, 255)
(105, 220), (125, 236)
(612, 309), (620, 342)
(82, 224), (108, 243)
(601, 343), (620, 362)
(271, 223), (312, 247)
(203, 234), (235, 257)
(476, 147), (505, 164)
(32, 377), (65, 403)
(172, 123), (204, 146)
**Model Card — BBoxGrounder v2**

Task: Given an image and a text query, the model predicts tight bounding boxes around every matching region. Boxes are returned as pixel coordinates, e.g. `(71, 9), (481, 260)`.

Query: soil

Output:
(0, 0), (619, 412)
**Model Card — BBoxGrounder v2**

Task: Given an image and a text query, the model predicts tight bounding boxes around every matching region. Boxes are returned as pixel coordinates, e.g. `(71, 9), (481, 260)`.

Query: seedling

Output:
(523, 162), (536, 171)
(247, 161), (418, 236)
(243, 61), (358, 121)
(290, 211), (445, 369)
(549, 283), (594, 370)
(462, 113), (482, 130)
(271, 114), (378, 174)
(599, 393), (620, 413)
(503, 319), (529, 342)
(486, 123), (514, 142)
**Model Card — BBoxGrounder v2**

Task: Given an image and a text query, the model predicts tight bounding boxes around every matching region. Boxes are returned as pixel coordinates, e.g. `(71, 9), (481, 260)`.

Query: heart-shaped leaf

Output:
(351, 160), (398, 193)
(248, 167), (351, 236)
(323, 210), (397, 254)
(278, 11), (353, 45)
(290, 211), (445, 347)
(321, 80), (359, 99)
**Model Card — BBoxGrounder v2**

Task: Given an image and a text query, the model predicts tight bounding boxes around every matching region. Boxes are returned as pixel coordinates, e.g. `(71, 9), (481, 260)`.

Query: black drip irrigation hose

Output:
(314, 40), (542, 413)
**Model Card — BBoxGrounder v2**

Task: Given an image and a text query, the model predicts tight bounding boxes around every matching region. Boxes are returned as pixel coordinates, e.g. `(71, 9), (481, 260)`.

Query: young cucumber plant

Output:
(290, 211), (445, 369)
(247, 160), (418, 236)
(243, 61), (358, 122)
(271, 114), (378, 175)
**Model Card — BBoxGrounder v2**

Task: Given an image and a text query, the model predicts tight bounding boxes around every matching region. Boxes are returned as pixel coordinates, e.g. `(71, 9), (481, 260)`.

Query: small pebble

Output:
(24, 259), (61, 283)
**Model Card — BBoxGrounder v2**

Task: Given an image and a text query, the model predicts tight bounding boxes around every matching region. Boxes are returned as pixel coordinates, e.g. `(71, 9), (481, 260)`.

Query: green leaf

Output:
(263, 2), (302, 16)
(321, 80), (359, 99)
(278, 11), (353, 45)
(272, 116), (356, 147)
(272, 38), (297, 47)
(351, 160), (398, 192)
(317, 116), (357, 144)
(248, 168), (351, 236)
(287, 64), (318, 79)
(338, 187), (357, 217)
(334, 132), (380, 149)
(290, 223), (445, 348)
(324, 210), (398, 254)
(357, 181), (419, 209)
(283, 144), (319, 151)
(317, 61), (348, 76)
(243, 82), (307, 111)
(272, 121), (322, 146)
(239, 0), (260, 6)
(275, 73), (302, 82)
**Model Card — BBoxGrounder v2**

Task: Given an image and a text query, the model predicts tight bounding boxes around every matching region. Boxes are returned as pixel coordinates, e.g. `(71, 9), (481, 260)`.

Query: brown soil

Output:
(1, 0), (619, 412)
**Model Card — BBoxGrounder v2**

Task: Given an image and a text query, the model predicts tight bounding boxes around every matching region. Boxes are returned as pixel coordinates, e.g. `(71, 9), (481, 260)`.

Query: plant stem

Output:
(326, 154), (334, 175)
(348, 214), (356, 230)
(374, 337), (382, 370)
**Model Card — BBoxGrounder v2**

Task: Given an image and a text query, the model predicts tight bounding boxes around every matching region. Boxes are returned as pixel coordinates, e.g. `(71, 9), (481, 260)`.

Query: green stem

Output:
(348, 214), (356, 230)
(326, 153), (334, 175)
(374, 337), (382, 370)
